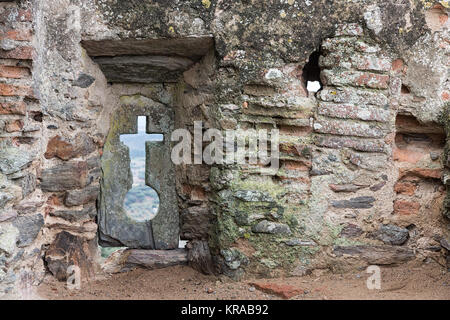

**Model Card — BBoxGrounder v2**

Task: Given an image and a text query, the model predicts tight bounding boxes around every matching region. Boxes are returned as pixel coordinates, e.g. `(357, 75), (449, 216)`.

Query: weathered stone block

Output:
(0, 224), (19, 255)
(44, 133), (96, 161)
(318, 102), (390, 122)
(44, 231), (94, 281)
(283, 238), (317, 246)
(12, 214), (44, 248)
(40, 161), (88, 192)
(64, 185), (99, 207)
(252, 220), (291, 234)
(372, 224), (409, 245)
(180, 206), (214, 240)
(50, 205), (96, 223)
(20, 173), (36, 198)
(317, 87), (388, 106)
(0, 191), (14, 209)
(314, 135), (385, 152)
(320, 53), (391, 72)
(329, 184), (363, 193)
(0, 209), (17, 223)
(0, 146), (33, 175)
(233, 190), (274, 202)
(322, 69), (389, 89)
(340, 224), (363, 238)
(333, 245), (415, 265)
(313, 118), (384, 138)
(93, 55), (195, 83)
(331, 196), (375, 209)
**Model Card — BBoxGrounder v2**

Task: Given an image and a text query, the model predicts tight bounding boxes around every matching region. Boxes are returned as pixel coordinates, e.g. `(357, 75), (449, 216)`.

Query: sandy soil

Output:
(36, 262), (450, 300)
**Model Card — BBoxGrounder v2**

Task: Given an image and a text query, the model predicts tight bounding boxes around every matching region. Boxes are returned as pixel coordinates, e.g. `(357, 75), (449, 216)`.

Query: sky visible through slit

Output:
(120, 116), (162, 222)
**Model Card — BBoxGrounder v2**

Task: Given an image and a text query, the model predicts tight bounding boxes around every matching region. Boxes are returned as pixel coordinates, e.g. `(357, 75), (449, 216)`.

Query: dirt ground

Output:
(36, 262), (450, 300)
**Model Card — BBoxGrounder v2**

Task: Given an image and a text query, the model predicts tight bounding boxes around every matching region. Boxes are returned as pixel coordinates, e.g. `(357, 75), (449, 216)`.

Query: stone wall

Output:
(0, 0), (45, 296)
(0, 0), (449, 297)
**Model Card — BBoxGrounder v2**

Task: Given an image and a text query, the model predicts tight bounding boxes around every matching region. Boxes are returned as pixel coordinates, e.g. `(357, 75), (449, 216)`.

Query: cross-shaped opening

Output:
(119, 116), (163, 222)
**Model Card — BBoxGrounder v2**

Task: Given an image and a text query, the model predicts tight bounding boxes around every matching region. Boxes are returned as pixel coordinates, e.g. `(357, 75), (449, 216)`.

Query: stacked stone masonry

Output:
(0, 0), (449, 297)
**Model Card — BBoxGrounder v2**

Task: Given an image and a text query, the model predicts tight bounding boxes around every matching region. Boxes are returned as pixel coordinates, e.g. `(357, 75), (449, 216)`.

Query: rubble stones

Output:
(12, 215), (44, 248)
(372, 224), (409, 246)
(331, 196), (376, 209)
(252, 220), (291, 235)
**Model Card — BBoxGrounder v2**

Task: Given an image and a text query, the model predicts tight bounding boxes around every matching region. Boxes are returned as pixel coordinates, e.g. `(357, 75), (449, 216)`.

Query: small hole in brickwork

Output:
(31, 111), (43, 122)
(303, 50), (323, 93)
(401, 84), (410, 94)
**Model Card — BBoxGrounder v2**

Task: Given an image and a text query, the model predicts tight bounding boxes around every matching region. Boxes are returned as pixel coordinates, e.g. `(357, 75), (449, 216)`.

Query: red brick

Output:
(279, 124), (312, 136)
(5, 119), (24, 132)
(352, 55), (391, 72)
(313, 118), (384, 138)
(393, 147), (425, 164)
(394, 181), (416, 196)
(0, 46), (33, 60)
(282, 160), (311, 171)
(0, 65), (30, 79)
(399, 167), (442, 180)
(322, 70), (389, 89)
(0, 28), (32, 41)
(314, 135), (385, 152)
(355, 72), (389, 89)
(0, 83), (34, 98)
(0, 8), (32, 23)
(18, 9), (32, 22)
(393, 200), (420, 215)
(318, 102), (390, 122)
(279, 143), (311, 159)
(249, 281), (305, 299)
(0, 101), (26, 115)
(391, 59), (405, 73)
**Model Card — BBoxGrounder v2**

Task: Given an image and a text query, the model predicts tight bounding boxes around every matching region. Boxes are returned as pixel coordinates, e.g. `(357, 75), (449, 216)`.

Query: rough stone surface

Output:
(0, 147), (33, 175)
(64, 185), (99, 207)
(333, 245), (415, 265)
(44, 133), (96, 161)
(372, 224), (409, 246)
(50, 205), (96, 223)
(44, 231), (94, 281)
(12, 215), (44, 248)
(1, 0), (449, 292)
(331, 197), (376, 209)
(40, 162), (88, 192)
(252, 220), (291, 235)
(72, 73), (95, 88)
